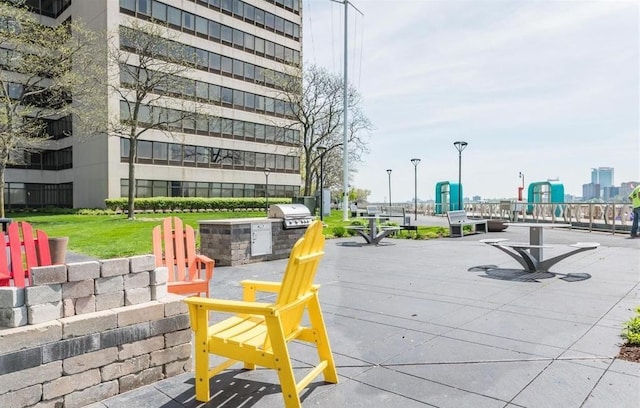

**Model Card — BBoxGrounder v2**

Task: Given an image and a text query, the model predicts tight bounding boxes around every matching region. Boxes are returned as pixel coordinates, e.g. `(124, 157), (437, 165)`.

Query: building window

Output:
(151, 1), (166, 20)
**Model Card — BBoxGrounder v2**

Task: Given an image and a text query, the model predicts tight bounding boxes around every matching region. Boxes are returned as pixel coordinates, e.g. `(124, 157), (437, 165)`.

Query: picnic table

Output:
(346, 216), (400, 245)
(481, 222), (599, 272)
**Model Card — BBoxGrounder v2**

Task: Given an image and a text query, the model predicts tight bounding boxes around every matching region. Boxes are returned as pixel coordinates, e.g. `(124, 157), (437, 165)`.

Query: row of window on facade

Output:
(3, 179), (299, 210)
(120, 26), (297, 90)
(3, 81), (72, 109)
(120, 138), (300, 172)
(121, 179), (299, 199)
(120, 6), (301, 67)
(121, 0), (300, 42)
(9, 147), (72, 171)
(119, 65), (295, 121)
(0, 82), (72, 139)
(118, 101), (300, 145)
(191, 0), (300, 17)
(4, 182), (73, 208)
(23, 0), (71, 18)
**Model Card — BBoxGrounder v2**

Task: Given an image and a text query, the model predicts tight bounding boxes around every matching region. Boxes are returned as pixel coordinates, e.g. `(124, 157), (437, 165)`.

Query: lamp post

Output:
(264, 168), (270, 215)
(410, 158), (421, 220)
(317, 146), (327, 221)
(386, 169), (392, 208)
(453, 141), (468, 211)
(518, 171), (525, 201)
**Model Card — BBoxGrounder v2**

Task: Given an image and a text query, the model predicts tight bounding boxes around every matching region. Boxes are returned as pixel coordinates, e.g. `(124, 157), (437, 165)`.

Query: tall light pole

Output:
(518, 171), (525, 201)
(329, 0), (363, 221)
(264, 168), (270, 215)
(386, 169), (392, 208)
(410, 158), (421, 220)
(453, 141), (468, 211)
(317, 146), (327, 221)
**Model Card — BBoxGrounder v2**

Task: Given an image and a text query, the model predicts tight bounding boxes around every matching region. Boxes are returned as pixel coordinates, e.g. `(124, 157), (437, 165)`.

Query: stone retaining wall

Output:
(0, 256), (192, 408)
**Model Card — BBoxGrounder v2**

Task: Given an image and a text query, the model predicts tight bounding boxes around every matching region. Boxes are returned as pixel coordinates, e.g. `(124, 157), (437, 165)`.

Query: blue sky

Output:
(302, 0), (639, 202)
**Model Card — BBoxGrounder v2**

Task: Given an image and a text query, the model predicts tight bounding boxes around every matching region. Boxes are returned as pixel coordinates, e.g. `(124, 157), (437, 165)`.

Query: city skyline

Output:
(303, 0), (639, 201)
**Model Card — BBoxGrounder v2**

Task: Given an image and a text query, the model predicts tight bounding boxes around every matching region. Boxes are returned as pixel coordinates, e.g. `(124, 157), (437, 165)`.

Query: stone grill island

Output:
(198, 217), (308, 267)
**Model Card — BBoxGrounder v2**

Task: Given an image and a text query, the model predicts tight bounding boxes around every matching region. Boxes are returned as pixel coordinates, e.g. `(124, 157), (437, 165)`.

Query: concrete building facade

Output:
(4, 0), (303, 209)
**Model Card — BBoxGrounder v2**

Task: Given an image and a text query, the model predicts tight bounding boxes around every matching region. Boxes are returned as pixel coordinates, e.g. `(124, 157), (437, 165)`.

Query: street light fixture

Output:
(317, 146), (327, 221)
(264, 167), (270, 215)
(410, 158), (421, 220)
(453, 141), (468, 211)
(386, 169), (392, 209)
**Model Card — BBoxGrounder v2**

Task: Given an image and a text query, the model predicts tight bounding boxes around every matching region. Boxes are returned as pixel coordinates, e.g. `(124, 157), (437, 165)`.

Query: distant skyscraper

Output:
(589, 167), (614, 199)
(582, 183), (600, 200)
(591, 167), (614, 188)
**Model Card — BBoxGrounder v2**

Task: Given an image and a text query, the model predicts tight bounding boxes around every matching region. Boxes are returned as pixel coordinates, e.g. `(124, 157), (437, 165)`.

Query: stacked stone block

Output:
(0, 256), (192, 408)
(0, 255), (166, 328)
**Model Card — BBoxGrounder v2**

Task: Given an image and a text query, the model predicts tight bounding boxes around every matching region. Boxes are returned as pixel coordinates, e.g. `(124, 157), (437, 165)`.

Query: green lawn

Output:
(7, 210), (447, 259)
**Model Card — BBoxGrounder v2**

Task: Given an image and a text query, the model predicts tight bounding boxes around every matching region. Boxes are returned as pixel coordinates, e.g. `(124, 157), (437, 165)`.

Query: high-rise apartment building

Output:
(583, 167), (614, 200)
(4, 0), (303, 209)
(591, 167), (614, 189)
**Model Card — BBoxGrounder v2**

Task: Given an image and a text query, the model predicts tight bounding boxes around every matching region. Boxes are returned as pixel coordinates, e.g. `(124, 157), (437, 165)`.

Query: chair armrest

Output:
(240, 280), (320, 292)
(195, 254), (214, 264)
(240, 280), (321, 302)
(192, 254), (215, 280)
(184, 297), (274, 315)
(241, 280), (282, 302)
(241, 280), (282, 293)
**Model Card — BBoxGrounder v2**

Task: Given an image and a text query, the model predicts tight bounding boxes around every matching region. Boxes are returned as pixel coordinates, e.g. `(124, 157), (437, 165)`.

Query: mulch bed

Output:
(617, 344), (640, 363)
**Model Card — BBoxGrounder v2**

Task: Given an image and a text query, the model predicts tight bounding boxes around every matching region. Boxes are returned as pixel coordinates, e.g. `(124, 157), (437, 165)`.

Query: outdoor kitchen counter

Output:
(198, 217), (279, 224)
(198, 218), (307, 266)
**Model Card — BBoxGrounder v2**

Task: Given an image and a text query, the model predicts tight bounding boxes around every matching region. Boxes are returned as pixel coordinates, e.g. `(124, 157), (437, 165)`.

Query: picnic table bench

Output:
(480, 238), (599, 272)
(380, 206), (417, 233)
(447, 210), (488, 237)
(345, 216), (401, 245)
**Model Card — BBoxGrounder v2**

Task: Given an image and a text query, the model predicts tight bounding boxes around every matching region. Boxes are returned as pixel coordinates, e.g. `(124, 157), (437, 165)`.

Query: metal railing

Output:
(381, 201), (633, 235)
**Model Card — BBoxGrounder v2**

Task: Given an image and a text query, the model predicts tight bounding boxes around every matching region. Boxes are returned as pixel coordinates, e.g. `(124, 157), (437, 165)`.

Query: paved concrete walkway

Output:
(92, 220), (639, 408)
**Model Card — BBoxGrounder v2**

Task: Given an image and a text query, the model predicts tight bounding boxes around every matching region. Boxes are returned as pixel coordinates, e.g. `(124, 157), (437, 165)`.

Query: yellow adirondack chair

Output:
(184, 220), (338, 407)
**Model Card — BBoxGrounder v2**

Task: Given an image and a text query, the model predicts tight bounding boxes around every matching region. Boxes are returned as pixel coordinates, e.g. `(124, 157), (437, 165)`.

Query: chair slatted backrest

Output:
(0, 230), (10, 286)
(273, 221), (325, 339)
(153, 217), (197, 283)
(0, 221), (51, 287)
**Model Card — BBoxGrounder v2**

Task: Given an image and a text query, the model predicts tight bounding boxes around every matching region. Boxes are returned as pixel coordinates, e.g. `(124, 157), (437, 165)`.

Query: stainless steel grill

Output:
(268, 204), (314, 229)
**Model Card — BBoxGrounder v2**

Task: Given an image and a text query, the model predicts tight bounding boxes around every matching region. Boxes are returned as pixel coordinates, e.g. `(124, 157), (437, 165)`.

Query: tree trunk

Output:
(127, 135), (137, 220)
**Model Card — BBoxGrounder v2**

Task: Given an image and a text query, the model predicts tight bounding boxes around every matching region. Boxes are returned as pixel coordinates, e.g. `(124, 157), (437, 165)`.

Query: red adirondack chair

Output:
(152, 217), (214, 297)
(0, 221), (52, 288)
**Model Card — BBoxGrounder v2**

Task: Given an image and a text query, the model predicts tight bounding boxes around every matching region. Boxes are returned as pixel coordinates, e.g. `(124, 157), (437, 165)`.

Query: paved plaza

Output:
(92, 216), (639, 408)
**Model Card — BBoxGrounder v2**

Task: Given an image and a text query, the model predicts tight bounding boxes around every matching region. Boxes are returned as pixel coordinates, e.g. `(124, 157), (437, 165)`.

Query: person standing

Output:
(629, 184), (640, 238)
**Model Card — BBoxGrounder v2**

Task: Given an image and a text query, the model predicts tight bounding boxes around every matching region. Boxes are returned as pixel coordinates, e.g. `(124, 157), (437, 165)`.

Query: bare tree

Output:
(107, 20), (202, 219)
(0, 2), (101, 217)
(273, 64), (372, 196)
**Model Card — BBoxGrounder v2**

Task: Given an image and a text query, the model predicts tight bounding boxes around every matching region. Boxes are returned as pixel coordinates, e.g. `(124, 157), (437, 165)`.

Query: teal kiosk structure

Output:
(435, 181), (462, 214)
(526, 181), (564, 216)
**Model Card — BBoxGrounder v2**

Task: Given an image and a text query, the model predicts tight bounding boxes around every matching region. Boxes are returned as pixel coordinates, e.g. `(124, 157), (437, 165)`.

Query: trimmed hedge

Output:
(105, 197), (292, 212)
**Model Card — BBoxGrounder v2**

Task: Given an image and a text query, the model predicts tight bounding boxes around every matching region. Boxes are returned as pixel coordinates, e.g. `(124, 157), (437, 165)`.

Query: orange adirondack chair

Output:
(184, 220), (338, 407)
(152, 217), (214, 297)
(0, 221), (52, 288)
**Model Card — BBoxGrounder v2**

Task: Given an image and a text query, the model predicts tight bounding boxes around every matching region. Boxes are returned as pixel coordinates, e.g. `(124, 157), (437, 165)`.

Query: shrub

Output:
(622, 307), (640, 345)
(332, 226), (346, 237)
(77, 208), (116, 216)
(104, 197), (291, 212)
